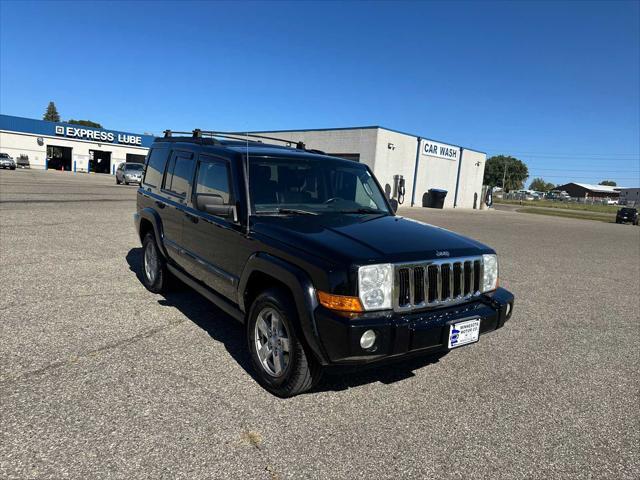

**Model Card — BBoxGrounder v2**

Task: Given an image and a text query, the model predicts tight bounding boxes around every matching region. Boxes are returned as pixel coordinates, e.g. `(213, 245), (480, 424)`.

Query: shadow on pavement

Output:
(126, 247), (447, 395)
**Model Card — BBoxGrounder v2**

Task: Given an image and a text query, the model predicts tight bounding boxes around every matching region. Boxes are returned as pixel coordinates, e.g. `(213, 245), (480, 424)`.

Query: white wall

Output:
(251, 129), (379, 170)
(455, 149), (487, 209)
(372, 129), (418, 204)
(0, 130), (149, 172)
(413, 150), (459, 208)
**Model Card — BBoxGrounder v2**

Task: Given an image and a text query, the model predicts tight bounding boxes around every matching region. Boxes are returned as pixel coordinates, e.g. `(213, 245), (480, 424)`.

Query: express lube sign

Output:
(55, 125), (142, 145)
(422, 139), (460, 161)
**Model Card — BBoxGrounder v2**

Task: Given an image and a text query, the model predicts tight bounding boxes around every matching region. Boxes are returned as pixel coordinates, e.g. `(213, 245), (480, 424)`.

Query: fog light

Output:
(505, 302), (513, 319)
(360, 330), (377, 350)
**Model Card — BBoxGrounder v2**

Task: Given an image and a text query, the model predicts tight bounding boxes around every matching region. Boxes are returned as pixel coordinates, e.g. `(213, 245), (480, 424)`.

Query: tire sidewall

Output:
(247, 291), (302, 391)
(142, 233), (165, 293)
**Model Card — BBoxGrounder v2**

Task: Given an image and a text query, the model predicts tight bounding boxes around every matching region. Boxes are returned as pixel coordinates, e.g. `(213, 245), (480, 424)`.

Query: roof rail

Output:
(161, 129), (308, 150)
(202, 130), (307, 150)
(156, 128), (325, 155)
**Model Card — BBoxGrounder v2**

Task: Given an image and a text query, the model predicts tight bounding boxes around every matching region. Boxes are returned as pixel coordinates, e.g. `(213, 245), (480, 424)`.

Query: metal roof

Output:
(567, 182), (621, 193)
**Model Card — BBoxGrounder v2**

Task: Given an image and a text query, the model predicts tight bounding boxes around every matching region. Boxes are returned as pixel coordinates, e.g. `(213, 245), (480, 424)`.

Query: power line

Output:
(529, 168), (640, 172)
(486, 151), (639, 158)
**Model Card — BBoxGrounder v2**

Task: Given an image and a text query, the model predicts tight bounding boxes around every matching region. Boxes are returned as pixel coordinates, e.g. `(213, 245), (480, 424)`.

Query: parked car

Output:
(116, 162), (144, 185)
(135, 130), (515, 397)
(546, 190), (571, 201)
(16, 155), (30, 169)
(616, 207), (638, 225)
(606, 199), (619, 206)
(0, 153), (16, 170)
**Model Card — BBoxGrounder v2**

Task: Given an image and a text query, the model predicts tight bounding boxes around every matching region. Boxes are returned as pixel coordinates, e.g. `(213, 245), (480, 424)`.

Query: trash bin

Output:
(422, 189), (448, 208)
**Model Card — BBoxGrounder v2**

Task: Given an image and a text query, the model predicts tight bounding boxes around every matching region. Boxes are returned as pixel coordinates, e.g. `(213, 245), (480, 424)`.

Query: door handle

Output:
(185, 212), (199, 223)
(155, 201), (165, 209)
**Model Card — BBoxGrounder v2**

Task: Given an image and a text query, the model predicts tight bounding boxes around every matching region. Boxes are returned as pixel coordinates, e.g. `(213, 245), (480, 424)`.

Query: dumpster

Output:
(422, 189), (448, 208)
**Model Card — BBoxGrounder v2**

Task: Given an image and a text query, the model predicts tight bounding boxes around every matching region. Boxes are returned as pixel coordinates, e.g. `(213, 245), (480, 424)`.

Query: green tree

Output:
(67, 119), (103, 128)
(43, 101), (60, 122)
(598, 180), (617, 186)
(529, 177), (555, 192)
(483, 155), (529, 192)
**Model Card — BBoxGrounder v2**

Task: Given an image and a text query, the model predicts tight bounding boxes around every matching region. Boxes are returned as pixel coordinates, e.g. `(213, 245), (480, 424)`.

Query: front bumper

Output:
(314, 287), (514, 365)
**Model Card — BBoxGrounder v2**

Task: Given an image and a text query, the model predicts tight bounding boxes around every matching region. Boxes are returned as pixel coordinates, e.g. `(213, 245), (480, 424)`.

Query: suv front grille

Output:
(394, 257), (483, 311)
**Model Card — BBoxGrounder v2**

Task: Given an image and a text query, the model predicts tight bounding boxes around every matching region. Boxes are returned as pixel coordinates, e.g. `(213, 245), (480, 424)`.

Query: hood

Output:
(251, 214), (492, 265)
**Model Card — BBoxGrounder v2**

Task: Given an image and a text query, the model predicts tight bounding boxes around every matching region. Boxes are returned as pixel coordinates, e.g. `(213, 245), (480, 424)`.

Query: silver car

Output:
(0, 153), (16, 170)
(116, 162), (144, 185)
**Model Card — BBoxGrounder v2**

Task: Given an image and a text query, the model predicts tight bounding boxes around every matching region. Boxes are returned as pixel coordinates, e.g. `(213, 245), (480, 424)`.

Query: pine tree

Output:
(43, 102), (60, 122)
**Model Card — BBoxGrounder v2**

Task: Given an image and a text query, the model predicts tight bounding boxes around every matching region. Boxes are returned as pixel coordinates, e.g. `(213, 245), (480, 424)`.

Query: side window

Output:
(162, 151), (194, 197)
(143, 148), (170, 188)
(194, 156), (232, 206)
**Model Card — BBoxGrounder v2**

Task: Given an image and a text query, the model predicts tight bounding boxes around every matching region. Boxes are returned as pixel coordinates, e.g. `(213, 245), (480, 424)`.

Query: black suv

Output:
(134, 130), (514, 397)
(616, 207), (638, 225)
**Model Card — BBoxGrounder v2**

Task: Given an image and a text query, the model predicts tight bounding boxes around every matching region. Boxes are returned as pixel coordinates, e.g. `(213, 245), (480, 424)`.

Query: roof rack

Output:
(162, 129), (307, 150)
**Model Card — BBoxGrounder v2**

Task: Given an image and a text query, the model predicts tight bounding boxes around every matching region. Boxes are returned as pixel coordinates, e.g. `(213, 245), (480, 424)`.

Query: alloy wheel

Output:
(144, 241), (158, 283)
(254, 307), (291, 377)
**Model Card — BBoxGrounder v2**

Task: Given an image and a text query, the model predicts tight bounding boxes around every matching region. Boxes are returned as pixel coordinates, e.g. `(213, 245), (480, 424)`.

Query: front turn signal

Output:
(317, 291), (364, 313)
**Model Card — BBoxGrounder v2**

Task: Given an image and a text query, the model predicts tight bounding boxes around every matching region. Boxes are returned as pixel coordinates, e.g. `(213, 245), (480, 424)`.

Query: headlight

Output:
(482, 254), (498, 292)
(358, 263), (393, 311)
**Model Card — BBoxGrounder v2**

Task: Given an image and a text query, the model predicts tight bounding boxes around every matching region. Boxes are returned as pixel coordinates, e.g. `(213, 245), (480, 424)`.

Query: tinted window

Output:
(195, 157), (232, 204)
(143, 148), (170, 187)
(248, 156), (389, 214)
(163, 152), (193, 197)
(125, 163), (144, 171)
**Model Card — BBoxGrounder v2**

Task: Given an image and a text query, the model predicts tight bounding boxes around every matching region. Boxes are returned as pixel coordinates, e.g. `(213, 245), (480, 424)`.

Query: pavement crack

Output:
(0, 319), (186, 389)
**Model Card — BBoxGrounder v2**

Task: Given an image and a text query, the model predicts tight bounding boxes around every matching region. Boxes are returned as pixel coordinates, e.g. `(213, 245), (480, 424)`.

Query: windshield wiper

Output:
(257, 208), (319, 216)
(337, 208), (387, 214)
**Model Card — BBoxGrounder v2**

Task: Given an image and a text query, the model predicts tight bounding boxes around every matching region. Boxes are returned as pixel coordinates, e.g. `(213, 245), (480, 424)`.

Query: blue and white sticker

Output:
(448, 319), (481, 349)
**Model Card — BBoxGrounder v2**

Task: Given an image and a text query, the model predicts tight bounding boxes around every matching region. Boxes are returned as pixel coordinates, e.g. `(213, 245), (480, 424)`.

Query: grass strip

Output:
(496, 199), (619, 214)
(517, 207), (615, 223)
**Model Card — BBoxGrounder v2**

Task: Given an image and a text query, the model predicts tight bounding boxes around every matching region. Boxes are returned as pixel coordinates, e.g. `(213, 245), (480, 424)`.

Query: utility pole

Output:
(502, 158), (508, 191)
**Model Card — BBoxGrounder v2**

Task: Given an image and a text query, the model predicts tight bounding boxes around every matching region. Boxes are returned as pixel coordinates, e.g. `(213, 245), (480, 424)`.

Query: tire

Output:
(141, 232), (170, 294)
(247, 288), (322, 397)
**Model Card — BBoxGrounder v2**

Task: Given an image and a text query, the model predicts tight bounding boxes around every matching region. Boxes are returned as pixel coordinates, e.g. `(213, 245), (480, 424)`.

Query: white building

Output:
(252, 126), (487, 209)
(619, 188), (640, 206)
(0, 114), (153, 174)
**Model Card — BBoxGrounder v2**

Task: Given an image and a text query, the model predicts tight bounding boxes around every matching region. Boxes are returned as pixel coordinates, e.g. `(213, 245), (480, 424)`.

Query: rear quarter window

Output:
(143, 148), (170, 188)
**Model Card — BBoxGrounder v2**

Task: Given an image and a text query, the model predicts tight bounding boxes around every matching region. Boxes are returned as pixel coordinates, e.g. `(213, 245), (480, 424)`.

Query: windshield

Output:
(125, 163), (144, 171)
(248, 156), (390, 215)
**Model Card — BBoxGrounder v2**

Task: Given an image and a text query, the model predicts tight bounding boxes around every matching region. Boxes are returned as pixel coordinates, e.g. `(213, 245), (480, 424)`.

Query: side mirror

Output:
(389, 199), (399, 213)
(196, 194), (237, 221)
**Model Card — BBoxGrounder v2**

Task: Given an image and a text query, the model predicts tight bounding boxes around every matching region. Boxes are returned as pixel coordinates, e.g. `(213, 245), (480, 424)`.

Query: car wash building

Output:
(252, 126), (487, 209)
(0, 114), (154, 173)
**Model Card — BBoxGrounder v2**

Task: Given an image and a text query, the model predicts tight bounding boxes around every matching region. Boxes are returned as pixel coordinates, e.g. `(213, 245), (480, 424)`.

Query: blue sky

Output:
(1, 0), (638, 186)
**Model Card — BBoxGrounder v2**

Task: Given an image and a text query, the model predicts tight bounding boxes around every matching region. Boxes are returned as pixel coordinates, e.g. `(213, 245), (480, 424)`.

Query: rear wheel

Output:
(141, 232), (170, 293)
(247, 289), (322, 397)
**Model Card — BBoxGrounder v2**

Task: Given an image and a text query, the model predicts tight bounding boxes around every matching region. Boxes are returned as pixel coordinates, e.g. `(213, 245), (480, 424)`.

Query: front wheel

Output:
(247, 289), (322, 397)
(141, 232), (170, 293)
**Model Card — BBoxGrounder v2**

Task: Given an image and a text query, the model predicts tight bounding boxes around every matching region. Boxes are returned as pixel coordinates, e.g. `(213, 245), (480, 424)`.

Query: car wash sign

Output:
(54, 125), (142, 146)
(422, 139), (460, 161)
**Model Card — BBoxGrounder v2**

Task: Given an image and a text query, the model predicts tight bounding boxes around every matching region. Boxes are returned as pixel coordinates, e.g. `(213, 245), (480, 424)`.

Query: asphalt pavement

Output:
(1, 169), (638, 479)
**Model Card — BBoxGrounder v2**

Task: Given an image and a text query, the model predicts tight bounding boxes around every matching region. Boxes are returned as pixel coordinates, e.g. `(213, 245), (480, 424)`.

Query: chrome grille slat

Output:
(393, 256), (484, 311)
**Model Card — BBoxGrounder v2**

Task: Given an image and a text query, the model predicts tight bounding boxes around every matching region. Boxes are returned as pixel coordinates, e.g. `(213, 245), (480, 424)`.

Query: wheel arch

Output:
(137, 208), (169, 259)
(239, 253), (329, 365)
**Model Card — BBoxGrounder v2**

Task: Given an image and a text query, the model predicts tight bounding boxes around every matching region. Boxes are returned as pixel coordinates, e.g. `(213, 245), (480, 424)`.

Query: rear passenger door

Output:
(181, 154), (241, 301)
(159, 149), (194, 271)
